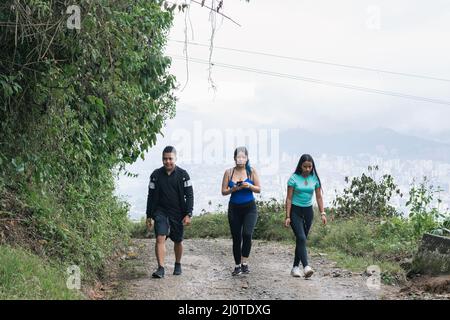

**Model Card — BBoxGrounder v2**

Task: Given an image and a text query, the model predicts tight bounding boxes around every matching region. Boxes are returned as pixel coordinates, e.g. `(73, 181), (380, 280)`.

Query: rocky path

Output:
(109, 238), (398, 300)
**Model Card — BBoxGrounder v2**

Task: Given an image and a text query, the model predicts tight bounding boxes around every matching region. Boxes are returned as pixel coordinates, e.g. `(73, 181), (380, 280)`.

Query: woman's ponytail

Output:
(245, 159), (251, 178)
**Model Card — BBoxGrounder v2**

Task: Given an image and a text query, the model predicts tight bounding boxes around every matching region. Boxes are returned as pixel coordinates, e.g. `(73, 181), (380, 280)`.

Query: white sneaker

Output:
(304, 265), (314, 278)
(291, 266), (301, 277)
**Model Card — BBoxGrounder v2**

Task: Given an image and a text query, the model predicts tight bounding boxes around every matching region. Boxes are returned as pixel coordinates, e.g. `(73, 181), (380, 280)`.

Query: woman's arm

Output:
(316, 187), (327, 225)
(285, 186), (294, 227)
(221, 169), (240, 196)
(248, 168), (261, 193)
(315, 187), (324, 213)
(221, 170), (231, 196)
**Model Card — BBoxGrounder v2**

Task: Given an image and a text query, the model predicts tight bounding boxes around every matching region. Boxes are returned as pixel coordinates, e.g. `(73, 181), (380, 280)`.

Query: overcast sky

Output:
(116, 1), (450, 218)
(160, 0), (450, 138)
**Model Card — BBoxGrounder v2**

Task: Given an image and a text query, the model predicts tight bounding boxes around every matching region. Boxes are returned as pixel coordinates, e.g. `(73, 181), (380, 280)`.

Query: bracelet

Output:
(320, 212), (326, 216)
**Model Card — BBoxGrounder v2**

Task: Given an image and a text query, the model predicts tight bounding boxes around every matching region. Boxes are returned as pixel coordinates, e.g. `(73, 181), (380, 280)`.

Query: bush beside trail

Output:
(0, 1), (177, 299)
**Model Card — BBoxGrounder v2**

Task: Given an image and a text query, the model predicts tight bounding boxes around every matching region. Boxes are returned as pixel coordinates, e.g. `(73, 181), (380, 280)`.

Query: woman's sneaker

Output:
(304, 265), (314, 278)
(291, 266), (301, 277)
(241, 263), (250, 274)
(232, 266), (242, 276)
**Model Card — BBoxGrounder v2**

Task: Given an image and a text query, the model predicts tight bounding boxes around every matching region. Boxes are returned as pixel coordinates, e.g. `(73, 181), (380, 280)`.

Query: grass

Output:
(308, 215), (422, 284)
(22, 177), (131, 278)
(317, 249), (407, 284)
(0, 177), (131, 299)
(0, 245), (83, 300)
(128, 217), (149, 239)
(185, 213), (231, 239)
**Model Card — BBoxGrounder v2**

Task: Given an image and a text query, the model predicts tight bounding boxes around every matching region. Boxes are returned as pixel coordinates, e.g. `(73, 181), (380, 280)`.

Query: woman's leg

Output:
(303, 206), (314, 238)
(241, 202), (258, 259)
(291, 206), (315, 268)
(228, 203), (244, 265)
(290, 205), (307, 267)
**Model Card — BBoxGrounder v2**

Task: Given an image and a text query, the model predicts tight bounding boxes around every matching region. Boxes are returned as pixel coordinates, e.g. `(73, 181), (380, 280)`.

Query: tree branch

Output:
(190, 0), (241, 26)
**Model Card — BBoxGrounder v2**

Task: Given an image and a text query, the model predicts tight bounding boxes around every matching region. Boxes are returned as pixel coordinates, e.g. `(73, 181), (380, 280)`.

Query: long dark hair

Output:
(234, 146), (252, 178)
(295, 154), (323, 192)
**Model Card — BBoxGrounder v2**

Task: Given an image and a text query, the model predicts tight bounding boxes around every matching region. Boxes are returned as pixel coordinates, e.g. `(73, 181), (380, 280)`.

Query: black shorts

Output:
(153, 210), (184, 243)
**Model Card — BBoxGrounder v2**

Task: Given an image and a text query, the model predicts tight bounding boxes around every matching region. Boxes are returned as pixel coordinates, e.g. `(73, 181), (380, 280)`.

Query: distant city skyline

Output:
(116, 126), (450, 221)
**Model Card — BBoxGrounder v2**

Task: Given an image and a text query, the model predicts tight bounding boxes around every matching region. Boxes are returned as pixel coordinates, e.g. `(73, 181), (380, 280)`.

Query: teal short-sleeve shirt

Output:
(287, 173), (320, 207)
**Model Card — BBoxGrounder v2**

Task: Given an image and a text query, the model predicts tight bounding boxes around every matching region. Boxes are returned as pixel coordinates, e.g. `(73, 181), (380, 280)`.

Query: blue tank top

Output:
(228, 168), (255, 205)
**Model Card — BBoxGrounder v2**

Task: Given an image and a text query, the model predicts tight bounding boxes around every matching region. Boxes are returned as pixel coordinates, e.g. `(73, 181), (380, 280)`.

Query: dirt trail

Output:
(109, 238), (400, 300)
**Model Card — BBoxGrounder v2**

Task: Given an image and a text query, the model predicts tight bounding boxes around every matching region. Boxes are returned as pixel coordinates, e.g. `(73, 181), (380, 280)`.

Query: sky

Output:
(115, 0), (450, 219)
(160, 0), (450, 137)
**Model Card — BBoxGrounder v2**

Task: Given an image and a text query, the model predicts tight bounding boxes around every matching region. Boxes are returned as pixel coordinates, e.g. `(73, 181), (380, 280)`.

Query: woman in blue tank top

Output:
(221, 146), (261, 276)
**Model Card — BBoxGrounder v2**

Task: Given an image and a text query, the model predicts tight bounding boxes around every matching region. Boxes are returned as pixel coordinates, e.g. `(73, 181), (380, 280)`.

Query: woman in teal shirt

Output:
(285, 154), (327, 278)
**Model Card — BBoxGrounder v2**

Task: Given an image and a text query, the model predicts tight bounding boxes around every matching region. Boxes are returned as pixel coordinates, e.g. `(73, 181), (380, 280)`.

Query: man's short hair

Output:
(162, 146), (177, 155)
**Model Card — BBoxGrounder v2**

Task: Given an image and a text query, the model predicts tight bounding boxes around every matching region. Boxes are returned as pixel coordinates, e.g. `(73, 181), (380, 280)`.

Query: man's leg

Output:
(155, 235), (166, 267)
(174, 241), (183, 263)
(152, 212), (169, 278)
(169, 215), (184, 275)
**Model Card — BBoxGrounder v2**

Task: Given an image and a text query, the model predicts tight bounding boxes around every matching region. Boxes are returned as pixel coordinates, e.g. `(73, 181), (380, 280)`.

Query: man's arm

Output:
(183, 171), (194, 217)
(146, 172), (157, 219)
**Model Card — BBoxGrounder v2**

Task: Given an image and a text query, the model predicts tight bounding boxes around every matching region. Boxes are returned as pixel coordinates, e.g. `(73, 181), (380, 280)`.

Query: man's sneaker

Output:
(241, 264), (250, 274)
(304, 265), (314, 278)
(291, 266), (301, 277)
(173, 263), (182, 275)
(232, 266), (242, 276)
(152, 266), (165, 279)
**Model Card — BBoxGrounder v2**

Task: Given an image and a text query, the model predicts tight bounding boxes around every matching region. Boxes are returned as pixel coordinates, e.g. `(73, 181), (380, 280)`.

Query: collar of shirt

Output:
(163, 165), (178, 176)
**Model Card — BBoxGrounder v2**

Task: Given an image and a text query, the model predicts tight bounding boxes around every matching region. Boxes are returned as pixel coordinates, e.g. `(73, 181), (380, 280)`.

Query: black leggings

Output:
(228, 200), (258, 265)
(290, 205), (314, 268)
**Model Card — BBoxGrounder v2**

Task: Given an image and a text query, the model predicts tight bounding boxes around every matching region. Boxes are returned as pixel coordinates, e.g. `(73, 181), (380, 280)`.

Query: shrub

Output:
(333, 165), (402, 218)
(406, 177), (448, 237)
(184, 213), (230, 239)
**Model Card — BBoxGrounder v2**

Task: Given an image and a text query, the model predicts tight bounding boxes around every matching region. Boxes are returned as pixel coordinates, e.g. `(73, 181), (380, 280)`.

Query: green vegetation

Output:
(129, 217), (151, 239)
(0, 245), (82, 300)
(308, 216), (417, 283)
(331, 165), (401, 217)
(252, 199), (294, 241)
(184, 213), (231, 239)
(1, 0), (180, 298)
(406, 176), (449, 237)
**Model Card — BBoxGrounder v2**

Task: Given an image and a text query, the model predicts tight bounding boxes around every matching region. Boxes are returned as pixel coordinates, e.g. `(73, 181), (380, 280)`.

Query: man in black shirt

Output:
(145, 146), (194, 278)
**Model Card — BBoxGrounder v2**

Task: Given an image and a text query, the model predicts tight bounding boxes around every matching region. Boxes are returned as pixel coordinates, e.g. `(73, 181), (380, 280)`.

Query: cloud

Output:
(163, 0), (450, 137)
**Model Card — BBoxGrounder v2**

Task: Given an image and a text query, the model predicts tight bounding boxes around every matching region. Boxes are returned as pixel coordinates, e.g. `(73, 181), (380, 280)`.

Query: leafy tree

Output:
(1, 0), (178, 184)
(332, 165), (402, 218)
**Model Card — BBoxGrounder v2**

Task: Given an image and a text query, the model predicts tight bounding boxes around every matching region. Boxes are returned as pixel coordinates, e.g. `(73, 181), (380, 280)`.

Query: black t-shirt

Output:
(157, 168), (182, 215)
